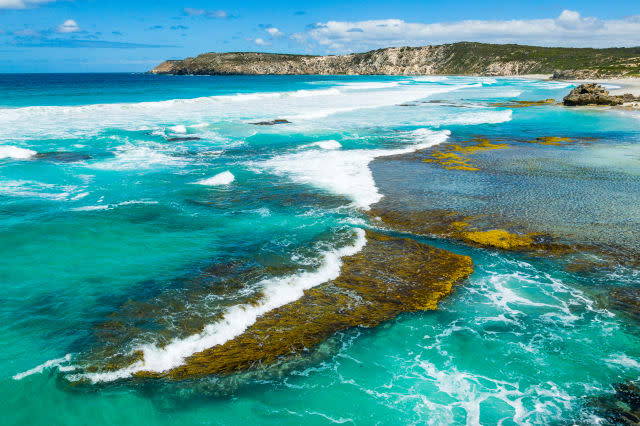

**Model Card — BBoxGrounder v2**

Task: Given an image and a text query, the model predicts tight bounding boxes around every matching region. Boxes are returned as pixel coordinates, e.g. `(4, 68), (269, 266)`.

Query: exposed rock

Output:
(563, 83), (637, 106)
(552, 69), (600, 80)
(251, 119), (291, 126)
(165, 136), (202, 142)
(34, 152), (92, 162)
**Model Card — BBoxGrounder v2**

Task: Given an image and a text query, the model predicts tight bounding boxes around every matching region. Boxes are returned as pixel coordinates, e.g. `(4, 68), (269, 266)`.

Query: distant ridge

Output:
(150, 42), (640, 78)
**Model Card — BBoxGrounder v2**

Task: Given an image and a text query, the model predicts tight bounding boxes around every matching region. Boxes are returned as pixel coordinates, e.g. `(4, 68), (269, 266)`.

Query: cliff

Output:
(150, 42), (640, 77)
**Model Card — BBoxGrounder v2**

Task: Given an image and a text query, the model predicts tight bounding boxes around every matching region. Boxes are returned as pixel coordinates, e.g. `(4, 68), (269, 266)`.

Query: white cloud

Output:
(183, 7), (204, 16)
(14, 28), (39, 37)
(0, 0), (54, 9)
(183, 7), (229, 19)
(254, 37), (270, 46)
(301, 11), (640, 52)
(57, 19), (80, 33)
(208, 10), (227, 19)
(266, 27), (284, 37)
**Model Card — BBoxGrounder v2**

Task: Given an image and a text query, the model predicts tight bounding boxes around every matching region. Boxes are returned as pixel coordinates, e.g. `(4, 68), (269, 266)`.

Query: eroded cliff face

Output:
(150, 43), (640, 77)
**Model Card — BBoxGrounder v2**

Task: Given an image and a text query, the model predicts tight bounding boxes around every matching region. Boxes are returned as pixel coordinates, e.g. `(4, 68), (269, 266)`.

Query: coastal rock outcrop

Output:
(563, 83), (637, 106)
(552, 69), (599, 80)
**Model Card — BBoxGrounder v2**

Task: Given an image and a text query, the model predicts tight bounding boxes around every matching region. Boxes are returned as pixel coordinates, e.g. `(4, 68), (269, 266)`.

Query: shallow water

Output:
(1, 74), (639, 425)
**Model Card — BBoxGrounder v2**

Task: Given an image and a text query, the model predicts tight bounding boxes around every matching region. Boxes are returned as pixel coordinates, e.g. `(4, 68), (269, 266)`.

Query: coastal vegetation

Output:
(150, 42), (640, 77)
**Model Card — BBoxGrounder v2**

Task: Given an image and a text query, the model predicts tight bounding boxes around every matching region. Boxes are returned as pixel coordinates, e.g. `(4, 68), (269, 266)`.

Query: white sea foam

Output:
(71, 205), (110, 211)
(91, 143), (186, 171)
(606, 353), (640, 369)
(479, 77), (498, 85)
(169, 124), (187, 134)
(259, 129), (450, 210)
(0, 81), (479, 141)
(416, 360), (528, 425)
(412, 76), (449, 82)
(0, 180), (77, 201)
(491, 90), (523, 98)
(288, 88), (341, 97)
(437, 109), (513, 126)
(71, 200), (158, 212)
(301, 140), (342, 150)
(533, 81), (574, 89)
(0, 84), (456, 141)
(71, 227), (367, 383)
(290, 84), (472, 120)
(0, 145), (36, 159)
(13, 354), (74, 380)
(193, 170), (235, 186)
(336, 82), (401, 90)
(70, 192), (89, 201)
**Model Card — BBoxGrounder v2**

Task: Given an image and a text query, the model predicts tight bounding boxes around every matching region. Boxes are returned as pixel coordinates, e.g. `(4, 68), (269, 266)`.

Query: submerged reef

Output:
(369, 207), (570, 254)
(421, 135), (586, 171)
(422, 137), (509, 171)
(608, 287), (640, 324)
(490, 99), (556, 108)
(78, 231), (472, 380)
(591, 381), (640, 425)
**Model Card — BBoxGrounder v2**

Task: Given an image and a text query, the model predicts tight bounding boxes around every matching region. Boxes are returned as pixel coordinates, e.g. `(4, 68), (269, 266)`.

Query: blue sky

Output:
(1, 0), (639, 72)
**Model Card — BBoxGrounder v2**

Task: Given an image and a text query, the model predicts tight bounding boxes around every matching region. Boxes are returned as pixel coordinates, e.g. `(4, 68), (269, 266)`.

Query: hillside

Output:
(150, 42), (640, 77)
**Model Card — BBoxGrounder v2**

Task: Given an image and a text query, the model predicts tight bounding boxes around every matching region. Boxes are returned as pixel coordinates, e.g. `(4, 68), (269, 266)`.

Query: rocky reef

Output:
(563, 83), (639, 106)
(592, 381), (640, 425)
(422, 137), (509, 171)
(250, 118), (291, 126)
(420, 135), (588, 172)
(77, 231), (473, 381)
(150, 43), (640, 77)
(369, 207), (570, 254)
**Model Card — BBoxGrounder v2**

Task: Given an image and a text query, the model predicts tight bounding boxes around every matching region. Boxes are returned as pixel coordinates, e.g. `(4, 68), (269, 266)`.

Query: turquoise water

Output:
(1, 74), (639, 425)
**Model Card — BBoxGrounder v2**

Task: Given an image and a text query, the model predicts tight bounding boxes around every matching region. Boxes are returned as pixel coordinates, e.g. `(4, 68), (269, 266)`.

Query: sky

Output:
(0, 0), (639, 72)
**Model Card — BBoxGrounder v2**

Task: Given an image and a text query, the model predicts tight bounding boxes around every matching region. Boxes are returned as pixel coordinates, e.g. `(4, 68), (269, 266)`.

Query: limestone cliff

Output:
(150, 42), (640, 77)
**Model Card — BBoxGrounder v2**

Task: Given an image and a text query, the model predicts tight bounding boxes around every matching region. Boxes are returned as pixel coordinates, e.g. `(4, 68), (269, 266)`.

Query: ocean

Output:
(1, 73), (639, 425)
